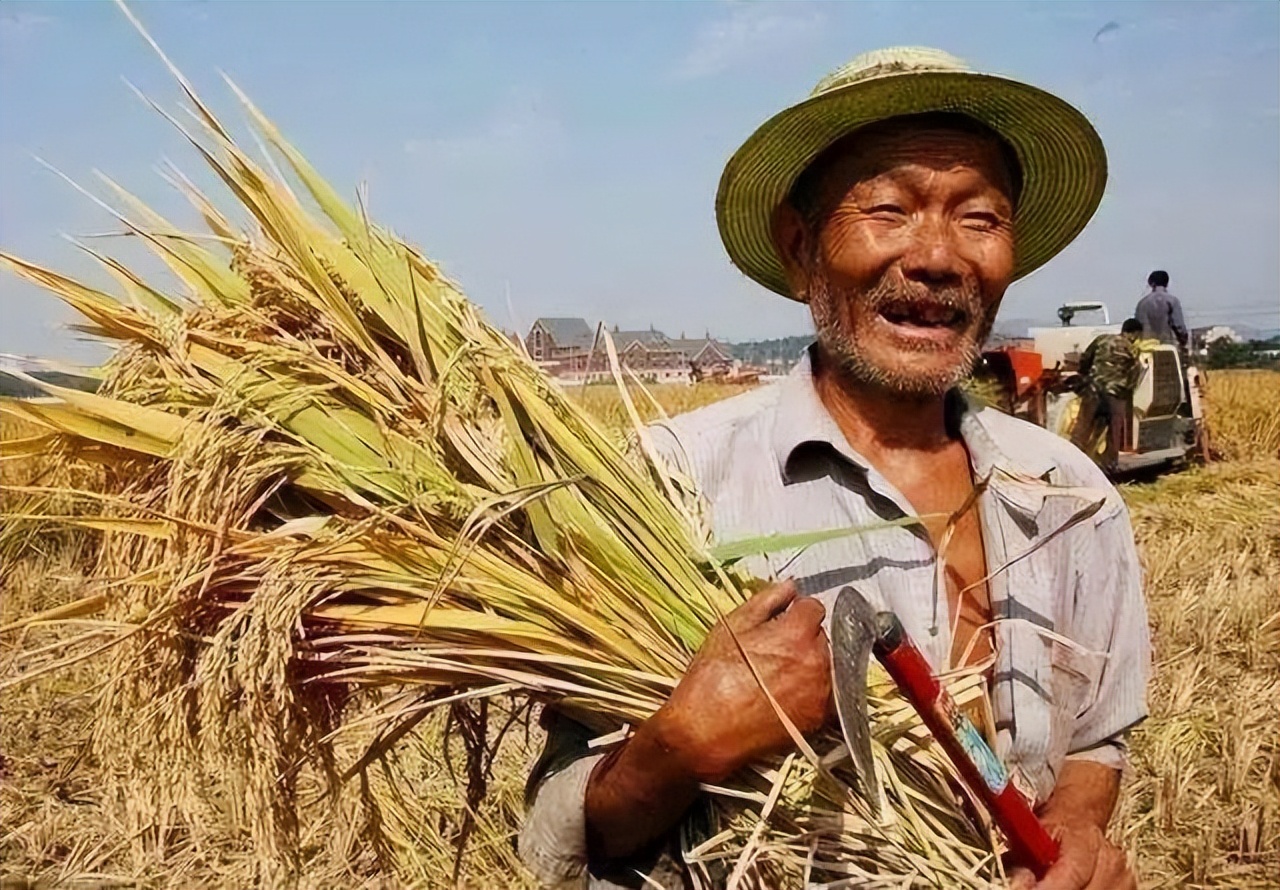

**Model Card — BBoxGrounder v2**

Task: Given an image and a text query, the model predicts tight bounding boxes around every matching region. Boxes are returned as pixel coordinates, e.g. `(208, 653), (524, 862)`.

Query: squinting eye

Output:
(866, 204), (906, 218)
(961, 212), (1003, 231)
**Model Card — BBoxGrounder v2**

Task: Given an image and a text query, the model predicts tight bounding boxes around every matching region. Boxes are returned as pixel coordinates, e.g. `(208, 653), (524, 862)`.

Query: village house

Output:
(523, 319), (736, 383)
(604, 326), (736, 383)
(524, 317), (596, 377)
(668, 335), (738, 380)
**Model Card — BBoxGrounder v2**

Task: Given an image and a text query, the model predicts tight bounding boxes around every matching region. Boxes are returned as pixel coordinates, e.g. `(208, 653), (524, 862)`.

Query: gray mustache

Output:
(861, 280), (983, 317)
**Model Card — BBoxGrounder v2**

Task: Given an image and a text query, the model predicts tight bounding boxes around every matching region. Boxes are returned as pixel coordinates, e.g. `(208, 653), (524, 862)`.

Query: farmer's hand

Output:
(1007, 820), (1136, 890)
(1007, 759), (1133, 889)
(655, 580), (832, 783)
(584, 581), (829, 863)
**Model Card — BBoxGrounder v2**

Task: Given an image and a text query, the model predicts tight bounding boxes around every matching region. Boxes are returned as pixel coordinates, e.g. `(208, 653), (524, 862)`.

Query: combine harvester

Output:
(980, 302), (1207, 477)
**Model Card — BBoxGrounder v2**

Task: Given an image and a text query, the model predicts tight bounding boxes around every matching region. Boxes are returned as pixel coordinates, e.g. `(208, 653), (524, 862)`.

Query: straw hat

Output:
(715, 46), (1107, 300)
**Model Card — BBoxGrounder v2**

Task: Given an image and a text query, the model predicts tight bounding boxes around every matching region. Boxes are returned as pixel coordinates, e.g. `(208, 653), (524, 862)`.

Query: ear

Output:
(770, 200), (817, 302)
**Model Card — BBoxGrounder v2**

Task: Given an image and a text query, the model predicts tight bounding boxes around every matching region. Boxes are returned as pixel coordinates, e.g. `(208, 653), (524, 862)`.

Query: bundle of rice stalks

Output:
(0, 13), (1008, 888)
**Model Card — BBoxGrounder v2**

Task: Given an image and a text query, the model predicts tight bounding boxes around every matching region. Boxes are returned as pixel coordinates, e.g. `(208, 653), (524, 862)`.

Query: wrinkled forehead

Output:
(788, 113), (1022, 220)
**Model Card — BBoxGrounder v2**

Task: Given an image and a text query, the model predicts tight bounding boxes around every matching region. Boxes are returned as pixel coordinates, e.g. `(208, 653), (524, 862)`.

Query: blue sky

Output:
(1, 1), (1277, 364)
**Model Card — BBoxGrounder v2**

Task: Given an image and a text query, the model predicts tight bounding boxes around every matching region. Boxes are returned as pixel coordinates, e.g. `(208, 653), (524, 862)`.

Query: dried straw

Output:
(0, 11), (1018, 888)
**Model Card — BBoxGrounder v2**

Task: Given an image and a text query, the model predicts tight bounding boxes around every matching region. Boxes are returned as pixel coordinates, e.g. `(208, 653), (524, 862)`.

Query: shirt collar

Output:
(959, 399), (1056, 479)
(769, 346), (1059, 515)
(769, 347), (870, 482)
(959, 400), (1059, 517)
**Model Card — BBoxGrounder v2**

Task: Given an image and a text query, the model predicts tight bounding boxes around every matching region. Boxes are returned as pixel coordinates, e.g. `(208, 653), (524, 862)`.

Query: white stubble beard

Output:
(806, 270), (997, 398)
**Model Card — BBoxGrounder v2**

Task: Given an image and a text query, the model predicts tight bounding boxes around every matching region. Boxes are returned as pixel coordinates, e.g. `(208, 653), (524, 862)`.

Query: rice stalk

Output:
(1203, 369), (1280, 461)
(0, 14), (1023, 887)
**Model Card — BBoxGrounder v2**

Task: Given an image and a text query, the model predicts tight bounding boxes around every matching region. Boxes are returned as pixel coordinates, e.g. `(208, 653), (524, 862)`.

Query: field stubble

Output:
(2, 370), (1277, 888)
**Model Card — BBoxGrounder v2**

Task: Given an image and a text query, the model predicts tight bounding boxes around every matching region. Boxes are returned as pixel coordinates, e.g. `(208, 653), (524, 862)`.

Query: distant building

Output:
(670, 335), (736, 376)
(523, 320), (738, 383)
(1192, 325), (1241, 354)
(525, 317), (596, 377)
(609, 327), (687, 382)
(604, 327), (736, 383)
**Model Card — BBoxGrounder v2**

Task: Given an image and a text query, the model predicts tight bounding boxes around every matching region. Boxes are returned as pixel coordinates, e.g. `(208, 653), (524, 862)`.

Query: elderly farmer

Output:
(520, 47), (1149, 890)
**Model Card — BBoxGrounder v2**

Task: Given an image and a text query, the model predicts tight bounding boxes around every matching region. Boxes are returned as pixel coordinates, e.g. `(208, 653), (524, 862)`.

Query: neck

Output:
(811, 346), (956, 456)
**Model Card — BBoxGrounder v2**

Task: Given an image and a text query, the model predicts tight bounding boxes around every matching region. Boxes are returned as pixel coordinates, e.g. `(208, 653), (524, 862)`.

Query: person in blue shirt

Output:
(1134, 270), (1188, 349)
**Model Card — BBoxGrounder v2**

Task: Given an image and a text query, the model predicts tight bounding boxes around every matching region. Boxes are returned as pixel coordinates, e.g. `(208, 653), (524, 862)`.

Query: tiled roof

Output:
(669, 338), (734, 360)
(531, 317), (595, 350)
(611, 329), (670, 349)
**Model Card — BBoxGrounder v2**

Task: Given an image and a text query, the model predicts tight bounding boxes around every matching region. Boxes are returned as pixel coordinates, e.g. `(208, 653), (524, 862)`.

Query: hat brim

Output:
(715, 70), (1107, 299)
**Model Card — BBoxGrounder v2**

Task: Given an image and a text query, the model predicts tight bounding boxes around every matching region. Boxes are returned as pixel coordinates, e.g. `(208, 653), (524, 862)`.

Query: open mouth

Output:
(878, 299), (969, 332)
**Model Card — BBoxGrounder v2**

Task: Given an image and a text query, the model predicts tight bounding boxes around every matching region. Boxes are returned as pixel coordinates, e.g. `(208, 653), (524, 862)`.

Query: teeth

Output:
(881, 302), (961, 327)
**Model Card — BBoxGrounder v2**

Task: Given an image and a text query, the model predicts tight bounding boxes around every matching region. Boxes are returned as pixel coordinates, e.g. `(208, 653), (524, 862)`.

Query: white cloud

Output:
(403, 86), (563, 169)
(673, 1), (824, 81)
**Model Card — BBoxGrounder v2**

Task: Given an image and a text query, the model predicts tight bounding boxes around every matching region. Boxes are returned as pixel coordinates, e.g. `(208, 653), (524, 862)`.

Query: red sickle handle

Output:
(872, 612), (1060, 879)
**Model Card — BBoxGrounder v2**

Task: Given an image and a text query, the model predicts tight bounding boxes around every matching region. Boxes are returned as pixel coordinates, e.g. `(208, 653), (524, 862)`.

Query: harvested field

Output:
(2, 370), (1277, 888)
(1116, 456), (1279, 888)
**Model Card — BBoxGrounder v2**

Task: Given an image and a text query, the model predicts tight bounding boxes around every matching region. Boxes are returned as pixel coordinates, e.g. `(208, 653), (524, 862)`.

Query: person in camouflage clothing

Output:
(1071, 318), (1144, 471)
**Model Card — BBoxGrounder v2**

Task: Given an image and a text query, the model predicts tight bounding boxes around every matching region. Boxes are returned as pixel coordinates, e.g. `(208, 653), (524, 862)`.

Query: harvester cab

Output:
(979, 302), (1206, 476)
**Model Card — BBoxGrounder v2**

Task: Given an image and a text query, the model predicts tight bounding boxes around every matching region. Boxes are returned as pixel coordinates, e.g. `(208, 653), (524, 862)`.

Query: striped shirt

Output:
(519, 348), (1151, 889)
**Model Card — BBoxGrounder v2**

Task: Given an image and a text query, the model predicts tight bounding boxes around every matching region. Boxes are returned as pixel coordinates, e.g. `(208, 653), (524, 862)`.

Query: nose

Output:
(898, 214), (964, 287)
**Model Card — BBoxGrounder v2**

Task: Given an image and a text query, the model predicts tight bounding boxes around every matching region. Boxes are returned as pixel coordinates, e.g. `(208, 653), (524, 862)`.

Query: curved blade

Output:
(832, 586), (878, 814)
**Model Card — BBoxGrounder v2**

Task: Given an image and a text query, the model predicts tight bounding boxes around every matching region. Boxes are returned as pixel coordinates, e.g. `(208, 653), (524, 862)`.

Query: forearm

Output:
(1038, 759), (1121, 831)
(584, 707), (704, 863)
(583, 582), (832, 866)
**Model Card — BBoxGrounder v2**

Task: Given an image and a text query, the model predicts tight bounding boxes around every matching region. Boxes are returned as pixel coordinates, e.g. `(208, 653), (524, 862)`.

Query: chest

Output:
(888, 455), (988, 584)
(711, 451), (1009, 671)
(873, 449), (993, 665)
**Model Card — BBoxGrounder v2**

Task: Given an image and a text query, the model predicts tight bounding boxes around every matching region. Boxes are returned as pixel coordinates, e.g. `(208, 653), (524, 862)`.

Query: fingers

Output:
(726, 580), (797, 631)
(778, 591), (826, 635)
(1007, 824), (1133, 890)
(1035, 823), (1101, 890)
(1086, 845), (1136, 890)
(1005, 867), (1037, 890)
(1036, 856), (1091, 890)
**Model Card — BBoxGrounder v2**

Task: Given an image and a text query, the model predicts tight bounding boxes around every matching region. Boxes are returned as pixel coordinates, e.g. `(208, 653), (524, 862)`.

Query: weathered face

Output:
(775, 120), (1017, 397)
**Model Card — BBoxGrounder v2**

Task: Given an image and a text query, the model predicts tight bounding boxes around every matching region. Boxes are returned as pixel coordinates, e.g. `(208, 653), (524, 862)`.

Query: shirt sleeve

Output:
(518, 710), (604, 887)
(518, 711), (689, 890)
(1125, 343), (1142, 392)
(1078, 338), (1098, 377)
(1066, 501), (1151, 760)
(1065, 736), (1130, 772)
(1169, 298), (1189, 346)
